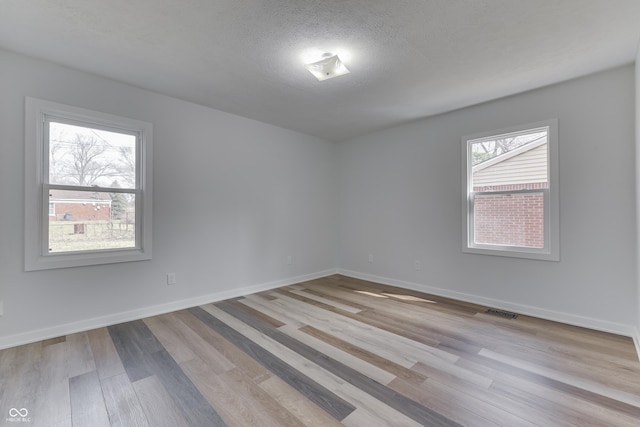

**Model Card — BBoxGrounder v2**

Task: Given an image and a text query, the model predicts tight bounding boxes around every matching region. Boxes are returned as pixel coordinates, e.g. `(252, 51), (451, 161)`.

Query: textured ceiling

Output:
(1, 1), (640, 142)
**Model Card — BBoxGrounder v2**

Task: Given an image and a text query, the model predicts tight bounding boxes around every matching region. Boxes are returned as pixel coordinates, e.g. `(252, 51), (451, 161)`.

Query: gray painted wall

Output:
(636, 45), (640, 341)
(0, 49), (338, 345)
(336, 66), (637, 332)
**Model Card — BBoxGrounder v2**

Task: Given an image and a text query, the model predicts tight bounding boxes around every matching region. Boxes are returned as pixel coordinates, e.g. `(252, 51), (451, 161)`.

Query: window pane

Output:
(473, 192), (544, 248)
(471, 130), (547, 191)
(469, 127), (548, 250)
(470, 130), (547, 165)
(48, 121), (136, 189)
(48, 189), (136, 253)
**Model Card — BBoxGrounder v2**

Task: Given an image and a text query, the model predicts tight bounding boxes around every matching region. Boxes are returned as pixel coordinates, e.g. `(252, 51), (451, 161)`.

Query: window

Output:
(25, 98), (152, 270)
(462, 119), (559, 260)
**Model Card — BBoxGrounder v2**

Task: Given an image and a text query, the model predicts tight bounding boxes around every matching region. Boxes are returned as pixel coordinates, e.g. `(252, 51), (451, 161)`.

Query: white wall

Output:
(636, 45), (640, 345)
(0, 49), (337, 347)
(337, 66), (637, 334)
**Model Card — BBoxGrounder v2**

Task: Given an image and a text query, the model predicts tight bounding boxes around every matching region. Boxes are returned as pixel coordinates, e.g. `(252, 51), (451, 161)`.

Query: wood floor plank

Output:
(489, 378), (640, 427)
(0, 342), (61, 427)
(145, 312), (235, 375)
(172, 309), (272, 383)
(298, 325), (427, 386)
(189, 305), (356, 421)
(108, 319), (226, 426)
(309, 280), (474, 325)
(144, 346), (227, 426)
(87, 328), (126, 380)
(132, 376), (191, 427)
(65, 332), (97, 378)
(256, 291), (460, 366)
(485, 341), (640, 394)
(421, 378), (539, 427)
(291, 286), (370, 311)
(349, 307), (444, 347)
(216, 299), (460, 427)
(240, 294), (308, 328)
(411, 360), (493, 389)
(199, 304), (431, 427)
(278, 324), (396, 385)
(274, 290), (460, 364)
(184, 358), (303, 427)
(107, 320), (164, 381)
(224, 367), (306, 426)
(389, 376), (530, 427)
(479, 348), (640, 409)
(31, 340), (73, 427)
(42, 336), (66, 347)
(181, 360), (276, 427)
(142, 315), (197, 364)
(417, 358), (579, 427)
(230, 298), (287, 328)
(107, 320), (166, 384)
(100, 373), (150, 427)
(69, 370), (111, 427)
(459, 351), (640, 420)
(285, 289), (363, 313)
(258, 375), (344, 427)
(241, 293), (415, 368)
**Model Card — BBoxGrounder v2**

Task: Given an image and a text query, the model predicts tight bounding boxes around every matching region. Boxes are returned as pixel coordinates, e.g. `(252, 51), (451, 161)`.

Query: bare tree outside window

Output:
(49, 122), (136, 188)
(471, 131), (546, 166)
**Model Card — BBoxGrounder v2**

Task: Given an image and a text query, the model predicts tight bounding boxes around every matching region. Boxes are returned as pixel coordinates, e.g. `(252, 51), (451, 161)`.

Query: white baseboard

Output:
(338, 269), (638, 340)
(0, 269), (338, 351)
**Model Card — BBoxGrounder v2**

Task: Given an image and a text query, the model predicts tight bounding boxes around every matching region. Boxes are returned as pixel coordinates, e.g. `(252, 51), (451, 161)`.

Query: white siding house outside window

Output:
(462, 119), (559, 261)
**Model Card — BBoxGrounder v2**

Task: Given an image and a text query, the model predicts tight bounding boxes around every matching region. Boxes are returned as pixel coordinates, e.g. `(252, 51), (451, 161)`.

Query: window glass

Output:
(47, 189), (136, 253)
(48, 121), (137, 189)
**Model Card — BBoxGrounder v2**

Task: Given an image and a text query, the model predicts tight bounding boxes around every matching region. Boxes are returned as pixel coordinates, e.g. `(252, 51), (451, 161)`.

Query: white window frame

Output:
(25, 97), (153, 270)
(462, 119), (559, 261)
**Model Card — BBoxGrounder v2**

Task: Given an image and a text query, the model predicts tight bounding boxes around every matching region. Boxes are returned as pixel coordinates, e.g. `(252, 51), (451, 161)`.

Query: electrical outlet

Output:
(414, 260), (423, 271)
(0, 300), (3, 316)
(287, 255), (293, 265)
(167, 273), (177, 285)
(368, 254), (374, 263)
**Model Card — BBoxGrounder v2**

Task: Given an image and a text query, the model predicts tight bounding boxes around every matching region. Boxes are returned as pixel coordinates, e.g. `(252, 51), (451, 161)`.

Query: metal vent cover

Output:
(486, 308), (518, 319)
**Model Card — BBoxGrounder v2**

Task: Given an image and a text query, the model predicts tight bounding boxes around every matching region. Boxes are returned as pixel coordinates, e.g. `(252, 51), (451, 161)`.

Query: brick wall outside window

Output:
(473, 183), (547, 248)
(50, 202), (112, 221)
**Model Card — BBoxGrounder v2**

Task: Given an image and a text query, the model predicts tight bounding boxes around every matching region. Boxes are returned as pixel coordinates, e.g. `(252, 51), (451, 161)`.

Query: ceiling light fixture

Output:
(304, 53), (350, 81)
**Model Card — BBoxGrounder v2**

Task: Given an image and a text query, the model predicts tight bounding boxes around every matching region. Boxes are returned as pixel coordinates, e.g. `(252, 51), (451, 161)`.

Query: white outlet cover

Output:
(167, 273), (177, 285)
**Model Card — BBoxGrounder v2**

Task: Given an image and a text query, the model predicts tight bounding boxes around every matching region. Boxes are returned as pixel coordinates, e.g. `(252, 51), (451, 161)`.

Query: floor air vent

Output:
(486, 308), (518, 319)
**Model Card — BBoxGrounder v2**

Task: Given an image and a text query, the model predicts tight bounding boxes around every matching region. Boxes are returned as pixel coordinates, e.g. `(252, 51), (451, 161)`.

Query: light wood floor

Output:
(1, 275), (640, 426)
